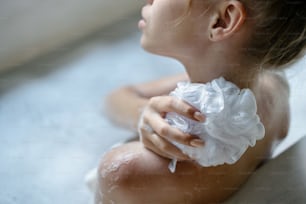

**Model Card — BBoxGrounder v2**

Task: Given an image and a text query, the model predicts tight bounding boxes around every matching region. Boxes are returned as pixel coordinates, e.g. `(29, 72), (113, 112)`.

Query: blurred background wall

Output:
(0, 0), (143, 72)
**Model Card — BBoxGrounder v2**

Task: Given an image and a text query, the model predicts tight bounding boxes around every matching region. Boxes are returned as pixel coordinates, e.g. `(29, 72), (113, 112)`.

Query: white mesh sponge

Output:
(166, 77), (265, 172)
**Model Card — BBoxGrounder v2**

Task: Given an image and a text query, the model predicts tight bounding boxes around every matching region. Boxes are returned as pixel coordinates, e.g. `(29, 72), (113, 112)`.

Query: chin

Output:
(140, 35), (180, 60)
(140, 36), (153, 51)
(140, 40), (157, 54)
(140, 39), (170, 57)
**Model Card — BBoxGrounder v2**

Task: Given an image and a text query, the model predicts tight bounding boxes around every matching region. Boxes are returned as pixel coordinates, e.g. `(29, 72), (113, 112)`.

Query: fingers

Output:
(143, 133), (190, 161)
(138, 95), (206, 161)
(149, 96), (205, 122)
(138, 115), (193, 160)
(147, 113), (204, 147)
(139, 114), (204, 161)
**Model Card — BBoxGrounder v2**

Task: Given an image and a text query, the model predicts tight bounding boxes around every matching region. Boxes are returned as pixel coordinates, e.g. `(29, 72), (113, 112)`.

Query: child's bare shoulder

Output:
(254, 71), (290, 142)
(256, 70), (289, 110)
(258, 71), (289, 96)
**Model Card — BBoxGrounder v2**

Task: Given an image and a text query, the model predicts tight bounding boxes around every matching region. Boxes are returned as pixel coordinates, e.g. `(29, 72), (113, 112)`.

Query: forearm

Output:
(103, 73), (188, 131)
(104, 86), (148, 131)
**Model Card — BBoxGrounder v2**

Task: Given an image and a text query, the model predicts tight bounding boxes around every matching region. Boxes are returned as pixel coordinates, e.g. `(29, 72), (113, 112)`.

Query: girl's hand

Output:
(138, 96), (205, 161)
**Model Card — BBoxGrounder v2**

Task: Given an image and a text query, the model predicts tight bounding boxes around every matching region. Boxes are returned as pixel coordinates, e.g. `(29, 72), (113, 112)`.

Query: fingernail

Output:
(180, 154), (190, 161)
(194, 112), (205, 122)
(190, 139), (205, 147)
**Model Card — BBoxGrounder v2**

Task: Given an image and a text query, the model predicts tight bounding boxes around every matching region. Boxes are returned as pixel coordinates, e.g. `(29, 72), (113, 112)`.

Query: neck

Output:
(179, 53), (258, 89)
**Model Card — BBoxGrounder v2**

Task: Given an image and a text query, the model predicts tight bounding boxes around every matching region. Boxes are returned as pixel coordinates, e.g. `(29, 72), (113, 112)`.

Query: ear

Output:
(209, 1), (246, 42)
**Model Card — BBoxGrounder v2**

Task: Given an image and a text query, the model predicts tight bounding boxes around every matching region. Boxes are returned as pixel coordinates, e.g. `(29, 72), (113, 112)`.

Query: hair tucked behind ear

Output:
(241, 0), (306, 68)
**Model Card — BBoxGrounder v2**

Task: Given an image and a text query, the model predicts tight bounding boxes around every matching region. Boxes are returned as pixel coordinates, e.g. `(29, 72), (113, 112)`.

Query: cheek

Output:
(151, 0), (189, 26)
(140, 1), (193, 53)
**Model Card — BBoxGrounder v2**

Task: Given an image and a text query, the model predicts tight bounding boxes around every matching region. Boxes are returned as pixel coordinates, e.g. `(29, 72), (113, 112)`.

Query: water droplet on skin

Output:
(108, 185), (119, 193)
(100, 152), (139, 200)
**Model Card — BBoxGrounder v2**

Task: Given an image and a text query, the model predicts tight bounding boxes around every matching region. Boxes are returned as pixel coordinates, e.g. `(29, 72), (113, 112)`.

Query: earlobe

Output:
(209, 1), (246, 42)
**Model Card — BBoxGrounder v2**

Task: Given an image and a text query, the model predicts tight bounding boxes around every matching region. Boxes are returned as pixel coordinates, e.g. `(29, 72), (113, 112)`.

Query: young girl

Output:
(95, 0), (306, 203)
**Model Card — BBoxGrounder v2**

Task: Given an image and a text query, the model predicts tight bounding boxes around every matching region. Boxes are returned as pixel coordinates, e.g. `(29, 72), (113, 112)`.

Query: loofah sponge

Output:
(166, 77), (265, 172)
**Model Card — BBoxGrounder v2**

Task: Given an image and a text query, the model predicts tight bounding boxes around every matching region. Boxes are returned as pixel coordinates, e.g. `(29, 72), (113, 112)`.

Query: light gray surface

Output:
(0, 15), (305, 204)
(0, 0), (142, 72)
(225, 136), (306, 204)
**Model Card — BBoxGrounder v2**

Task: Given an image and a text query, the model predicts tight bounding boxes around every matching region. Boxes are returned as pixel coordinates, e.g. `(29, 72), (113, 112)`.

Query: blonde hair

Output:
(241, 0), (306, 68)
